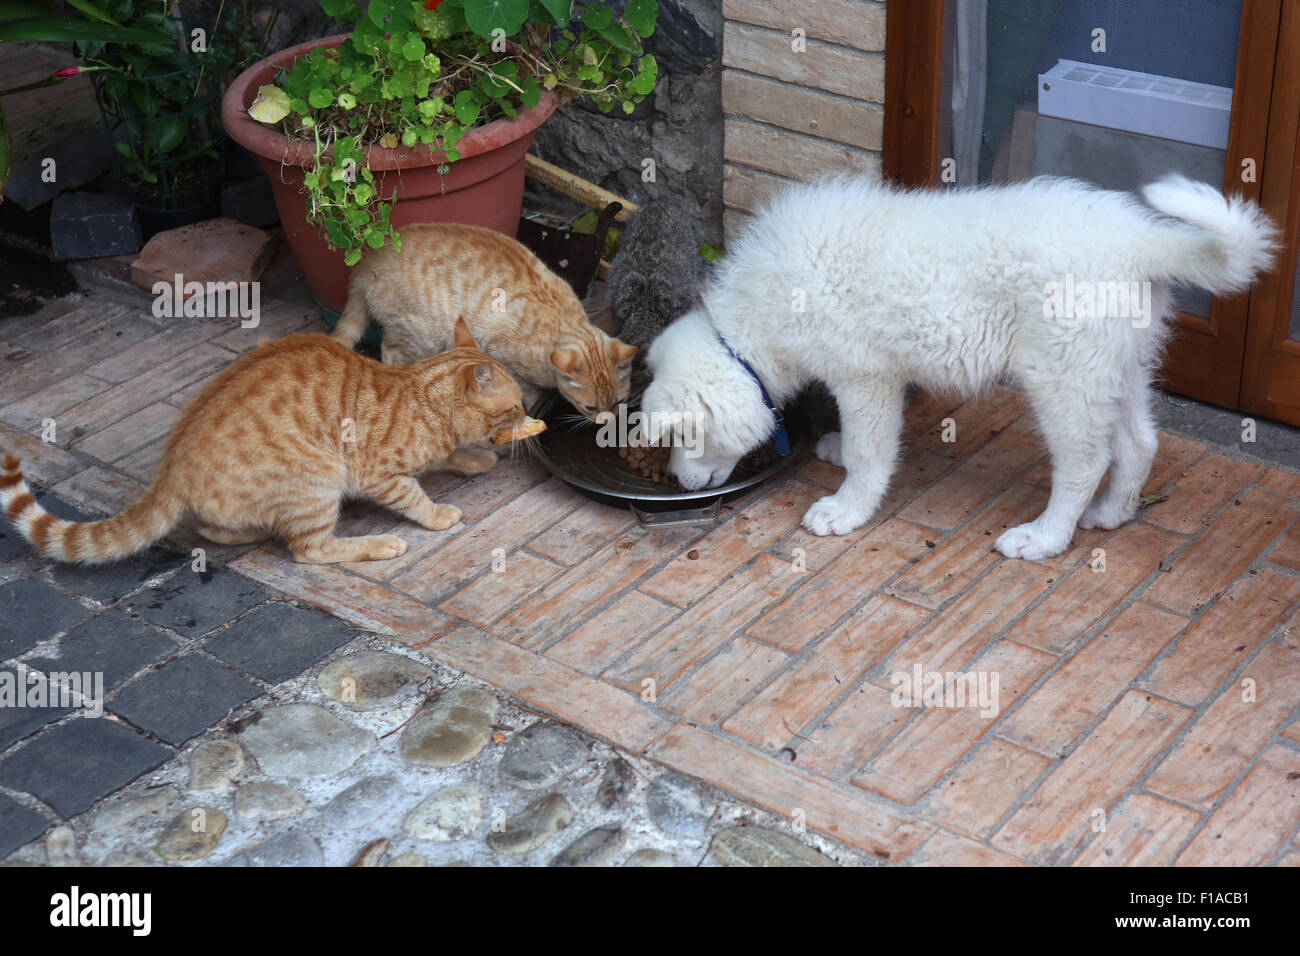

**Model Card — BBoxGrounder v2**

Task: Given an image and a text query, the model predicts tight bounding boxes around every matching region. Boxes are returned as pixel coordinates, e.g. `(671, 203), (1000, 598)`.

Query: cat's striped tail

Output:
(1, 453), (184, 564)
(332, 284), (369, 348)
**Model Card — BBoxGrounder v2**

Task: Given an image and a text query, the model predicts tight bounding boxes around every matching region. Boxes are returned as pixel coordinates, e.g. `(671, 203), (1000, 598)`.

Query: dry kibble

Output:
(615, 441), (780, 487)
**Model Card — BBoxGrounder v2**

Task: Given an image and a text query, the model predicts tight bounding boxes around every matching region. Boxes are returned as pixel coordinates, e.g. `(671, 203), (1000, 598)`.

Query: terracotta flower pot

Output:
(221, 33), (559, 313)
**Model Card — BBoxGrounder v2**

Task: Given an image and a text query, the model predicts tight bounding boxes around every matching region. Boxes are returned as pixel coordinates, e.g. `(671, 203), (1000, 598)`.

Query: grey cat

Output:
(607, 197), (709, 351)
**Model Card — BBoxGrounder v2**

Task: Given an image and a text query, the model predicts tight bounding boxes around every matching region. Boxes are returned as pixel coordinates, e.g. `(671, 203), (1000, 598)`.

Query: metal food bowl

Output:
(529, 393), (810, 526)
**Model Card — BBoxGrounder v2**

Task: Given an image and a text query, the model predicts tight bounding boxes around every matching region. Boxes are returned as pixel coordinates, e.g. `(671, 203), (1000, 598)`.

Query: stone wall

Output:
(529, 0), (725, 244)
(719, 0), (886, 239)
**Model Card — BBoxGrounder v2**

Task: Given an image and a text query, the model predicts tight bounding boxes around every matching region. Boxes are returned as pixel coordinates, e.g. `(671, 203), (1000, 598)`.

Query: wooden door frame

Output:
(881, 0), (1284, 410)
(1240, 0), (1300, 424)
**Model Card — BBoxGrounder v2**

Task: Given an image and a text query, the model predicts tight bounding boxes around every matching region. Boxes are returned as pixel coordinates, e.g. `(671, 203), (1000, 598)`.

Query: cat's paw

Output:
(368, 534), (409, 560)
(815, 432), (844, 467)
(802, 494), (868, 536)
(423, 504), (462, 531)
(444, 447), (497, 475)
(994, 521), (1070, 560)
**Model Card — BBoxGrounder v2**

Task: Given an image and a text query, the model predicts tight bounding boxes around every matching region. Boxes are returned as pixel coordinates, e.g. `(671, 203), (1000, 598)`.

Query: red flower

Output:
(423, 0), (445, 9)
(49, 66), (81, 78)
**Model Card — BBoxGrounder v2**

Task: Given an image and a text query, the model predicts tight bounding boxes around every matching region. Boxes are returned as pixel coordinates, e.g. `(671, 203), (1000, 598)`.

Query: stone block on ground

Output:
(49, 192), (142, 261)
(129, 217), (276, 291)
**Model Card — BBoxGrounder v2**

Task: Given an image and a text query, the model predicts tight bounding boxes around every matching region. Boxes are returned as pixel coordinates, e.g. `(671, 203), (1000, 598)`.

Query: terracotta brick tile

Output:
(58, 344), (233, 438)
(923, 738), (1052, 839)
(647, 723), (933, 859)
(1284, 721), (1300, 743)
(723, 22), (886, 104)
(991, 690), (1192, 864)
(725, 118), (879, 181)
(1256, 467), (1300, 498)
(640, 480), (821, 606)
(436, 549), (567, 627)
(902, 389), (968, 444)
(723, 595), (930, 749)
(875, 561), (1058, 687)
(1174, 746), (1300, 866)
(908, 830), (1029, 867)
(435, 459), (551, 523)
(82, 319), (228, 384)
(855, 639), (1055, 805)
(1143, 455), (1264, 534)
(74, 402), (180, 464)
(389, 477), (582, 601)
(791, 446), (954, 530)
(794, 680), (910, 779)
(888, 483), (1050, 609)
(605, 554), (800, 692)
(898, 420), (1045, 530)
(545, 591), (681, 675)
(495, 523), (704, 649)
(798, 458), (844, 490)
(1142, 569), (1300, 705)
(659, 636), (791, 725)
(1145, 488), (1297, 616)
(1000, 602), (1187, 756)
(1145, 643), (1300, 807)
(1071, 793), (1201, 867)
(0, 373), (112, 430)
(0, 422), (85, 486)
(723, 0), (886, 52)
(747, 519), (931, 652)
(230, 545), (455, 642)
(51, 466), (147, 515)
(909, 386), (1029, 462)
(721, 70), (883, 149)
(1008, 521), (1183, 654)
(1276, 852), (1300, 866)
(430, 626), (675, 753)
(1266, 519), (1300, 571)
(333, 473), (468, 581)
(526, 498), (635, 566)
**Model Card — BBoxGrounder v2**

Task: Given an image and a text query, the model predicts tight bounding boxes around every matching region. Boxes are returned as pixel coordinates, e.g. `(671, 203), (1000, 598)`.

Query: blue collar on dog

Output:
(717, 335), (791, 457)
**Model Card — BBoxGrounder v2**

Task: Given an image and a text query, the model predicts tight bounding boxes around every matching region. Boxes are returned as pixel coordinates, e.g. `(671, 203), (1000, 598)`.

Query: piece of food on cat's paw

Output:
(490, 416), (547, 444)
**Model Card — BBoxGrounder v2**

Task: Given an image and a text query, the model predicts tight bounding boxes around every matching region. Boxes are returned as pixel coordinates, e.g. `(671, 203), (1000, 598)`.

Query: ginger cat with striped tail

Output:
(0, 323), (540, 565)
(333, 222), (636, 472)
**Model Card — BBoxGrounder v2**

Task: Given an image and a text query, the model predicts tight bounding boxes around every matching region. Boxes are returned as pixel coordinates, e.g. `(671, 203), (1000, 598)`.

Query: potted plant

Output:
(221, 0), (659, 313)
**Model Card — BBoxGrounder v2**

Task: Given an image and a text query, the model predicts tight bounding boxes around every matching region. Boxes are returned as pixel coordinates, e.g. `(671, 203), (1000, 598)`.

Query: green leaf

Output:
(320, 0), (355, 17)
(0, 16), (170, 44)
(367, 0), (414, 33)
(0, 1), (49, 18)
(453, 89), (481, 126)
(401, 35), (425, 61)
(519, 74), (541, 109)
(631, 70), (655, 95)
(149, 115), (187, 154)
(582, 5), (611, 30)
(624, 0), (657, 37)
(461, 0), (530, 38)
(345, 249), (363, 266)
(248, 85), (291, 124)
(533, 0), (571, 28)
(309, 88), (333, 109)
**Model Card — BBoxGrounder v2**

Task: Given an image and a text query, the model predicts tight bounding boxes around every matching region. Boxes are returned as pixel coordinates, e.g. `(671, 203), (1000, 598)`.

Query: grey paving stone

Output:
(49, 545), (185, 606)
(122, 568), (268, 638)
(0, 578), (92, 657)
(50, 191), (142, 261)
(24, 609), (177, 689)
(204, 602), (354, 683)
(0, 793), (49, 858)
(109, 655), (261, 746)
(0, 717), (171, 817)
(0, 698), (72, 751)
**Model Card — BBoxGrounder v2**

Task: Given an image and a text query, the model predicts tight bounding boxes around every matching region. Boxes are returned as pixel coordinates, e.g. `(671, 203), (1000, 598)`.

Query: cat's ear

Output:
(453, 317), (478, 350)
(466, 362), (500, 393)
(551, 347), (580, 373)
(611, 339), (637, 364)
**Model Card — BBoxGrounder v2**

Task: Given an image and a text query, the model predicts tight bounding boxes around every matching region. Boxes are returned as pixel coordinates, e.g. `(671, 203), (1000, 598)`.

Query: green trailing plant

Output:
(248, 0), (660, 265)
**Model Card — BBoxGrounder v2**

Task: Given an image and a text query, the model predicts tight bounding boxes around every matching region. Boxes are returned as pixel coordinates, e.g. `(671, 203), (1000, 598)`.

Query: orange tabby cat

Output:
(0, 323), (537, 565)
(332, 222), (637, 422)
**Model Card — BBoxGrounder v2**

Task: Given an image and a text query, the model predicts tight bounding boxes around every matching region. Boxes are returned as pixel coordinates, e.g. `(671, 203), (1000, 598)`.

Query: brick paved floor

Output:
(4, 285), (1300, 866)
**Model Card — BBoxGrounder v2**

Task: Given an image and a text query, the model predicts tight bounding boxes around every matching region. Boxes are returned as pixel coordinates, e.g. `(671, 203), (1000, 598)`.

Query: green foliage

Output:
(266, 0), (660, 263)
(699, 242), (724, 262)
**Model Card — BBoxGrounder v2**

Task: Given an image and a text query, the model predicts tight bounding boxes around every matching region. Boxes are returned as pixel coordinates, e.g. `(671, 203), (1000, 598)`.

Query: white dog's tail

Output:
(1141, 175), (1279, 295)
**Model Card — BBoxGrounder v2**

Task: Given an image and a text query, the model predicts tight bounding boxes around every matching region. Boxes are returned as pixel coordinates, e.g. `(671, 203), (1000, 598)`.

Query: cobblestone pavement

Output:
(4, 282), (1300, 866)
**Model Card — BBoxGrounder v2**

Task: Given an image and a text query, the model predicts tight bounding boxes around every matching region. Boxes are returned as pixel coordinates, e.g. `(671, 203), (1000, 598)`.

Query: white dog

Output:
(642, 175), (1277, 560)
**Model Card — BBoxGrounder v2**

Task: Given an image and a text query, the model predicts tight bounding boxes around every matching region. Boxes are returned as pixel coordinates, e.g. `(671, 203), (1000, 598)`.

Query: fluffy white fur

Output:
(642, 175), (1278, 559)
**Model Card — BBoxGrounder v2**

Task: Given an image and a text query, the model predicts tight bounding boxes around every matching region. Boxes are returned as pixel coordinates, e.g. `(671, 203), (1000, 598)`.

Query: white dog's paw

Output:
(995, 520), (1071, 560)
(815, 432), (844, 467)
(802, 494), (867, 536)
(1078, 501), (1125, 531)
